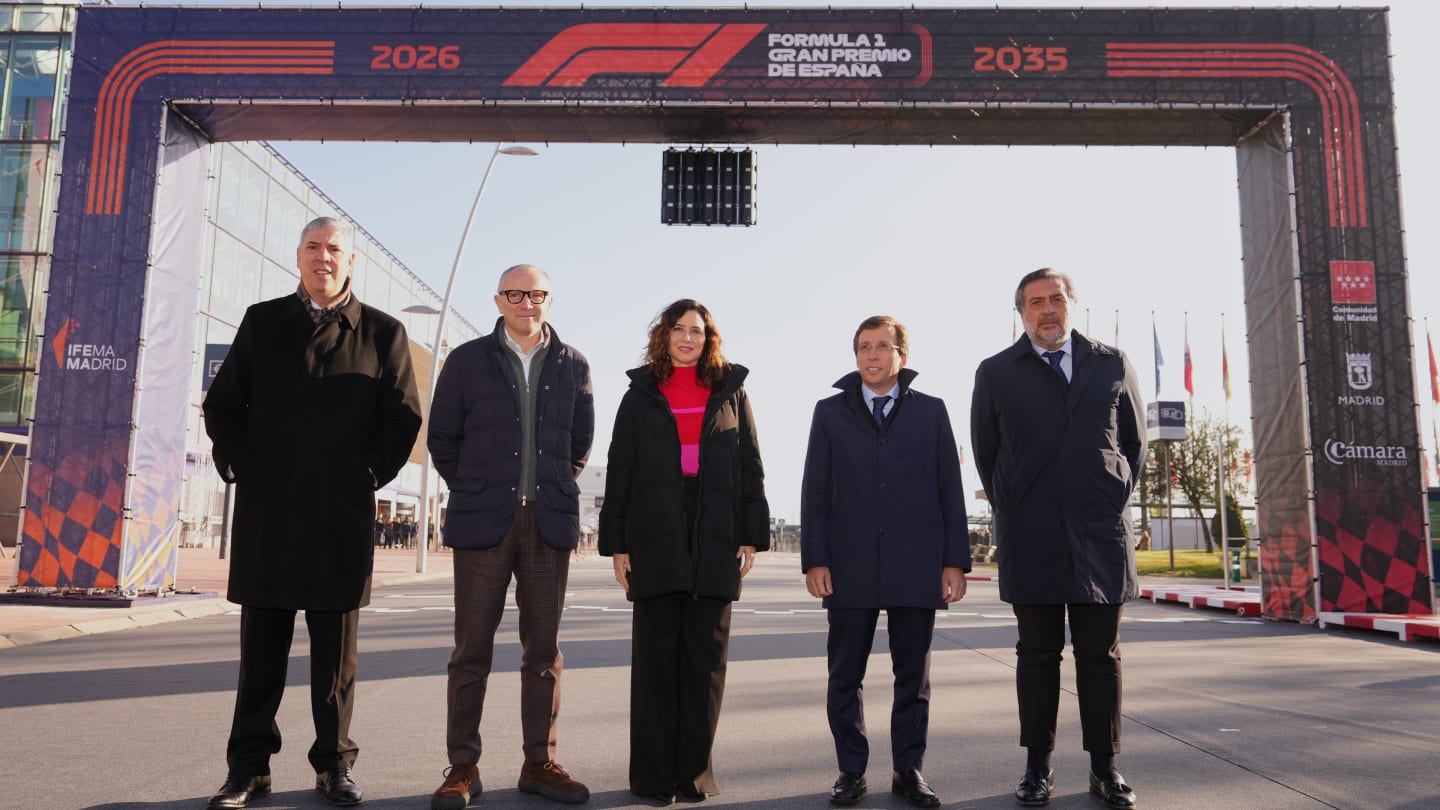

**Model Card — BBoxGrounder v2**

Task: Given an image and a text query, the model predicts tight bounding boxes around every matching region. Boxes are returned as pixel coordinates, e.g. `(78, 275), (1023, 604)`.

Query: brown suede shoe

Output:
(518, 760), (590, 804)
(431, 764), (482, 810)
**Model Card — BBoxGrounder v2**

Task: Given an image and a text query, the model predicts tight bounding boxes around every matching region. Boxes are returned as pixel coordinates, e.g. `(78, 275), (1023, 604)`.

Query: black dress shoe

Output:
(830, 771), (867, 806)
(207, 774), (271, 809)
(628, 787), (677, 806)
(891, 769), (940, 809)
(1089, 770), (1137, 809)
(1015, 768), (1055, 806)
(316, 765), (363, 806)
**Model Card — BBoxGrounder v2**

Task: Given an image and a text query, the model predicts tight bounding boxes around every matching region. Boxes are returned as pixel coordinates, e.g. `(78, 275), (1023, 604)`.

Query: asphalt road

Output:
(2, 555), (1436, 810)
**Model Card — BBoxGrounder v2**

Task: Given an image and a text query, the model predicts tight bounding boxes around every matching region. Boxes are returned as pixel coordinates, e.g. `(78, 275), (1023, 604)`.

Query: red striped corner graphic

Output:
(87, 41), (335, 217)
(1107, 42), (1367, 229)
(503, 23), (765, 88)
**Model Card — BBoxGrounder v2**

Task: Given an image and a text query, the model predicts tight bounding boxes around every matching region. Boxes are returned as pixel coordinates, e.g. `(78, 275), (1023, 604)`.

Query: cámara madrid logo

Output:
(1323, 438), (1408, 466)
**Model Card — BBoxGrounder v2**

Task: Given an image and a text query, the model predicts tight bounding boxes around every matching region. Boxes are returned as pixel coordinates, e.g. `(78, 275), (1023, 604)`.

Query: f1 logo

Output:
(504, 23), (765, 88)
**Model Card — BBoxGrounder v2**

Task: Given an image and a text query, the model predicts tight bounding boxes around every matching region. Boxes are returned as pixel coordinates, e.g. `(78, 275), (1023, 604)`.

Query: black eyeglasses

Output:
(500, 289), (549, 304)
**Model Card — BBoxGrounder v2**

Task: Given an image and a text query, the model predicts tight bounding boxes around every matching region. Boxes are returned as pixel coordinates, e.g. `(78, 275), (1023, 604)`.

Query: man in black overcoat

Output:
(202, 217), (422, 808)
(801, 315), (969, 809)
(971, 268), (1146, 809)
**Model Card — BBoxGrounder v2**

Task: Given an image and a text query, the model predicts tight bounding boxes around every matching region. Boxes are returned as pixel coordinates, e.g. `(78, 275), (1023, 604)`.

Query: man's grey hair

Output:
(298, 216), (351, 248)
(497, 264), (552, 292)
(1013, 267), (1077, 312)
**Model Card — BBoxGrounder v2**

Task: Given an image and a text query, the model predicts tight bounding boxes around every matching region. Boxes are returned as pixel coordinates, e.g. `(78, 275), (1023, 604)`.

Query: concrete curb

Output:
(0, 567), (456, 651)
(0, 597), (235, 648)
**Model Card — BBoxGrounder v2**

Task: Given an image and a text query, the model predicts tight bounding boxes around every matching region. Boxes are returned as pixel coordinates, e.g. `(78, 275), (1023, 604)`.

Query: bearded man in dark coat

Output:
(971, 268), (1146, 810)
(202, 216), (422, 809)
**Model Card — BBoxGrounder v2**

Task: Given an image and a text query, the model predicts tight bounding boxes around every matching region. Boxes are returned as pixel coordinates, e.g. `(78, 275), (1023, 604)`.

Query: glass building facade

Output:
(1, 2), (480, 550)
(0, 3), (68, 432)
(0, 3), (70, 549)
(184, 141), (482, 546)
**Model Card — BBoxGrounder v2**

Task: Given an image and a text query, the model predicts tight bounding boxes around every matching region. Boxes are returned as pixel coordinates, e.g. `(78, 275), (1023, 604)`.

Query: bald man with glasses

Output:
(427, 264), (595, 809)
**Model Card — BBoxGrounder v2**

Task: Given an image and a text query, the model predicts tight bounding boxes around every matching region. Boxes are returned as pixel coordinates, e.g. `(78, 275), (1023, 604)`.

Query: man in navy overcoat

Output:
(971, 268), (1146, 809)
(801, 315), (969, 809)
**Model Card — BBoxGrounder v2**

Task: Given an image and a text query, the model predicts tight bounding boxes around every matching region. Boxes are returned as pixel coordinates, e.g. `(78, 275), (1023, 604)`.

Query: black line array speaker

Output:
(661, 148), (756, 226)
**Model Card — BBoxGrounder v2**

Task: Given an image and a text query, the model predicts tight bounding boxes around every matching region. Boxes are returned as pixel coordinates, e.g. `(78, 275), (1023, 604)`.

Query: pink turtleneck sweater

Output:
(660, 365), (710, 476)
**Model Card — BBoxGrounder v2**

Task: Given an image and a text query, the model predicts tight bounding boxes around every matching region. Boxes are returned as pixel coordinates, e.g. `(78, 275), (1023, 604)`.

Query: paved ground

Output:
(2, 549), (1438, 810)
(0, 546), (454, 647)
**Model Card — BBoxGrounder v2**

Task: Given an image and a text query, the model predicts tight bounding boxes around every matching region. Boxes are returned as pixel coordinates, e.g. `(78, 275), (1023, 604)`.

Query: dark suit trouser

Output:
(226, 605), (360, 775)
(447, 504), (569, 765)
(1012, 603), (1123, 754)
(826, 607), (935, 774)
(629, 593), (732, 795)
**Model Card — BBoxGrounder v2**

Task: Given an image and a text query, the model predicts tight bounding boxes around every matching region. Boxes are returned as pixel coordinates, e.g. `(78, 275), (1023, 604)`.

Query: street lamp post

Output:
(414, 144), (537, 573)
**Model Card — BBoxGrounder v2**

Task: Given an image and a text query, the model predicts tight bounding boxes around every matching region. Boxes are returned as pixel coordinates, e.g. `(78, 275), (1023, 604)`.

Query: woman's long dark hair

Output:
(644, 298), (729, 387)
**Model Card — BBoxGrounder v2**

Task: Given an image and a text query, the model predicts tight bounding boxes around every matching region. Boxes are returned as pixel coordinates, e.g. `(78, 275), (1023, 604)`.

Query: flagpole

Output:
(1219, 448), (1229, 591)
(1219, 312), (1230, 590)
(1429, 318), (1439, 612)
(1182, 311), (1203, 557)
(1429, 318), (1439, 490)
(1152, 311), (1173, 567)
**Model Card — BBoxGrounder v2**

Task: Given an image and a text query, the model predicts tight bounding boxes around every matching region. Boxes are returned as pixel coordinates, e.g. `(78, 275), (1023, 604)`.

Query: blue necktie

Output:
(872, 395), (891, 427)
(1042, 350), (1067, 385)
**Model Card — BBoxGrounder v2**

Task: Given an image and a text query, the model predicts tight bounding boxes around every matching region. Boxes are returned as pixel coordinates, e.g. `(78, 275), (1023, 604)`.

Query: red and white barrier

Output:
(1316, 612), (1440, 643)
(1141, 584), (1262, 617)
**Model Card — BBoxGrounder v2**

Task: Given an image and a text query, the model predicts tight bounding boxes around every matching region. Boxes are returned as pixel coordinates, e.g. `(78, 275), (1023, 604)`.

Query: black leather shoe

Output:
(830, 771), (867, 805)
(1015, 768), (1054, 806)
(207, 774), (271, 809)
(317, 765), (363, 806)
(891, 769), (940, 809)
(1089, 770), (1137, 809)
(678, 785), (713, 802)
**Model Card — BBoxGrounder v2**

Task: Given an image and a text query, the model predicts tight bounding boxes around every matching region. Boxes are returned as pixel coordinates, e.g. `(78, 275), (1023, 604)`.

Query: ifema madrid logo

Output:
(50, 318), (130, 372)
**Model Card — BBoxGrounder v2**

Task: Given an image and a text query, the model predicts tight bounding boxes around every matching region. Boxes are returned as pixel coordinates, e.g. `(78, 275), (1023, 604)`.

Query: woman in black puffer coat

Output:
(599, 299), (769, 803)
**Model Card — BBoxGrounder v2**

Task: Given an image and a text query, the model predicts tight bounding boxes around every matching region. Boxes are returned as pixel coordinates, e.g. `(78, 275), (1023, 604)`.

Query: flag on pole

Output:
(1152, 318), (1164, 397)
(1222, 332), (1231, 400)
(1428, 327), (1439, 404)
(1183, 320), (1194, 397)
(1012, 311), (1017, 343)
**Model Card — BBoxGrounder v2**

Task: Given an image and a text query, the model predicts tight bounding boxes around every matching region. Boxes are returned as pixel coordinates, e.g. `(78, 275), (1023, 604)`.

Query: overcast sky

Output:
(223, 0), (1440, 519)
